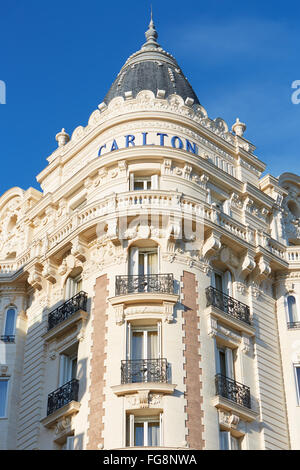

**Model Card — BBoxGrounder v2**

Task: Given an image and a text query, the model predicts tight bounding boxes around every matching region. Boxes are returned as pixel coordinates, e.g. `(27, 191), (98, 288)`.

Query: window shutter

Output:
(159, 412), (163, 446)
(224, 270), (233, 296)
(223, 199), (231, 216)
(225, 348), (234, 380)
(151, 174), (159, 190)
(129, 247), (139, 275)
(158, 322), (162, 359)
(130, 173), (135, 191)
(129, 414), (134, 447)
(126, 322), (131, 360)
(59, 355), (68, 386)
(66, 436), (75, 450)
(220, 431), (230, 450)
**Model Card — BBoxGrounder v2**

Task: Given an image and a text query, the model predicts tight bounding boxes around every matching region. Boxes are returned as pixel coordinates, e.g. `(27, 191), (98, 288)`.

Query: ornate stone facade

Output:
(0, 17), (299, 451)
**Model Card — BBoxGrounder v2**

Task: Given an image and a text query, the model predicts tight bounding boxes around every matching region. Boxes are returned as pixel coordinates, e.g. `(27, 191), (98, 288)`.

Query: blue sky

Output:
(0, 0), (300, 195)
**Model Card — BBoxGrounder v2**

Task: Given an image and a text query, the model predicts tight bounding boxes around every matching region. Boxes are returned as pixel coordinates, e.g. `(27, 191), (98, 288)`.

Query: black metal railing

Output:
(215, 374), (251, 409)
(287, 322), (300, 329)
(206, 286), (251, 325)
(48, 291), (88, 331)
(47, 378), (79, 416)
(121, 358), (168, 384)
(116, 274), (174, 296)
(0, 335), (15, 343)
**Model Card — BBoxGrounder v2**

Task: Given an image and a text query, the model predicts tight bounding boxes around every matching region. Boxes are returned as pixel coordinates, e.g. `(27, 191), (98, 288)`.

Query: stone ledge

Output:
(212, 395), (258, 422)
(40, 400), (80, 429)
(41, 310), (88, 342)
(109, 293), (179, 306)
(111, 382), (176, 397)
(205, 305), (256, 337)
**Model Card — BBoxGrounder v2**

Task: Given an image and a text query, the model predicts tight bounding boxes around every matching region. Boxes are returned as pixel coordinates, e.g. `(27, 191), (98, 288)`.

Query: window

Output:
(130, 326), (160, 361)
(2, 307), (16, 341)
(287, 295), (298, 324)
(59, 345), (78, 387)
(126, 414), (162, 447)
(294, 365), (300, 403)
(129, 246), (159, 276)
(0, 379), (8, 418)
(220, 430), (241, 450)
(130, 174), (159, 191)
(213, 271), (233, 296)
(216, 346), (236, 380)
(65, 274), (82, 300)
(62, 436), (75, 450)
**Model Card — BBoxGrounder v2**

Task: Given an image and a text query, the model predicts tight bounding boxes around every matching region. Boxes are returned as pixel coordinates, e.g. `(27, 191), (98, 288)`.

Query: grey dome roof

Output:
(103, 16), (200, 106)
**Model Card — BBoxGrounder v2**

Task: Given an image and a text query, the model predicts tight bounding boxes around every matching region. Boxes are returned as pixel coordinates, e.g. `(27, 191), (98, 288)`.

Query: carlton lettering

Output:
(98, 132), (198, 156)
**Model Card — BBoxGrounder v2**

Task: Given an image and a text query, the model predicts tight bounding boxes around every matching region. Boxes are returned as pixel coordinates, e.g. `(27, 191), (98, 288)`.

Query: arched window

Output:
(287, 295), (298, 325)
(2, 307), (16, 342)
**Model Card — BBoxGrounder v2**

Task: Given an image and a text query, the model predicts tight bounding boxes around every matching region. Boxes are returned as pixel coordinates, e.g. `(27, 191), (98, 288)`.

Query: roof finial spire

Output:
(142, 6), (160, 49)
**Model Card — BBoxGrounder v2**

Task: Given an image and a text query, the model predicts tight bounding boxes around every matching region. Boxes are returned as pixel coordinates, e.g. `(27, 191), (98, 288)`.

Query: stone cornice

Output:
(37, 91), (263, 187)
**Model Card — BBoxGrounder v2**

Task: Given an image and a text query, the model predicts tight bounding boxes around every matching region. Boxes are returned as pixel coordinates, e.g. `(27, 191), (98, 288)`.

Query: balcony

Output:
(42, 291), (88, 342)
(212, 373), (257, 422)
(0, 335), (15, 343)
(206, 286), (252, 327)
(48, 291), (88, 330)
(41, 379), (80, 432)
(47, 378), (79, 416)
(115, 274), (174, 296)
(109, 275), (178, 324)
(112, 358), (176, 397)
(215, 374), (251, 409)
(121, 358), (168, 384)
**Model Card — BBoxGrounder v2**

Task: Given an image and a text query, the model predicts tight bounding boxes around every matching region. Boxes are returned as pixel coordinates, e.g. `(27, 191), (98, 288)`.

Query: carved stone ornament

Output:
(218, 409), (240, 429)
(126, 391), (162, 409)
(241, 335), (251, 354)
(114, 304), (125, 325)
(27, 265), (43, 291)
(163, 301), (174, 323)
(207, 317), (218, 338)
(55, 416), (72, 437)
(0, 364), (9, 376)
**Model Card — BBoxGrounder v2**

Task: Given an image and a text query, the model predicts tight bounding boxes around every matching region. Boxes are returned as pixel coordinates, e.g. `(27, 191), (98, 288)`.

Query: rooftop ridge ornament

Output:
(142, 8), (160, 49)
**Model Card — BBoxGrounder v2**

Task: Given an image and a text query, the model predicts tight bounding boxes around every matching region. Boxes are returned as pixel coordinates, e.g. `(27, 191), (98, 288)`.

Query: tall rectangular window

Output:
(126, 414), (162, 447)
(220, 430), (241, 450)
(294, 365), (300, 403)
(0, 379), (8, 418)
(4, 308), (16, 337)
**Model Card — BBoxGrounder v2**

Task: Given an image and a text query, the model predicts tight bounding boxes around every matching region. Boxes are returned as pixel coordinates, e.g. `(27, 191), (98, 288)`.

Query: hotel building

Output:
(0, 17), (300, 450)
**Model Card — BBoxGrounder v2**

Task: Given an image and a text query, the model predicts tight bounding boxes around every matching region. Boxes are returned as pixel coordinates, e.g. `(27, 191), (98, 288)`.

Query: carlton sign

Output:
(98, 132), (198, 157)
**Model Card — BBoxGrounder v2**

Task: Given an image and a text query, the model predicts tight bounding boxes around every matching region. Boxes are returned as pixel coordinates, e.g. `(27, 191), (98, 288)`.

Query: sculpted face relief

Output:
(98, 132), (198, 156)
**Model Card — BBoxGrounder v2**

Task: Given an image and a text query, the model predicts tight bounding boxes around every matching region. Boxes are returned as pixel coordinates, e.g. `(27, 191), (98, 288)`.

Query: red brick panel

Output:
(181, 270), (205, 449)
(87, 274), (109, 449)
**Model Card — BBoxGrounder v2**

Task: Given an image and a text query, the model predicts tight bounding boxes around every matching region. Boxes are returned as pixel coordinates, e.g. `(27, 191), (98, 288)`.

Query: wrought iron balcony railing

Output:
(215, 373), (251, 409)
(0, 335), (15, 343)
(121, 358), (168, 384)
(47, 378), (79, 416)
(115, 274), (174, 296)
(287, 322), (300, 329)
(47, 291), (88, 331)
(206, 286), (251, 325)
